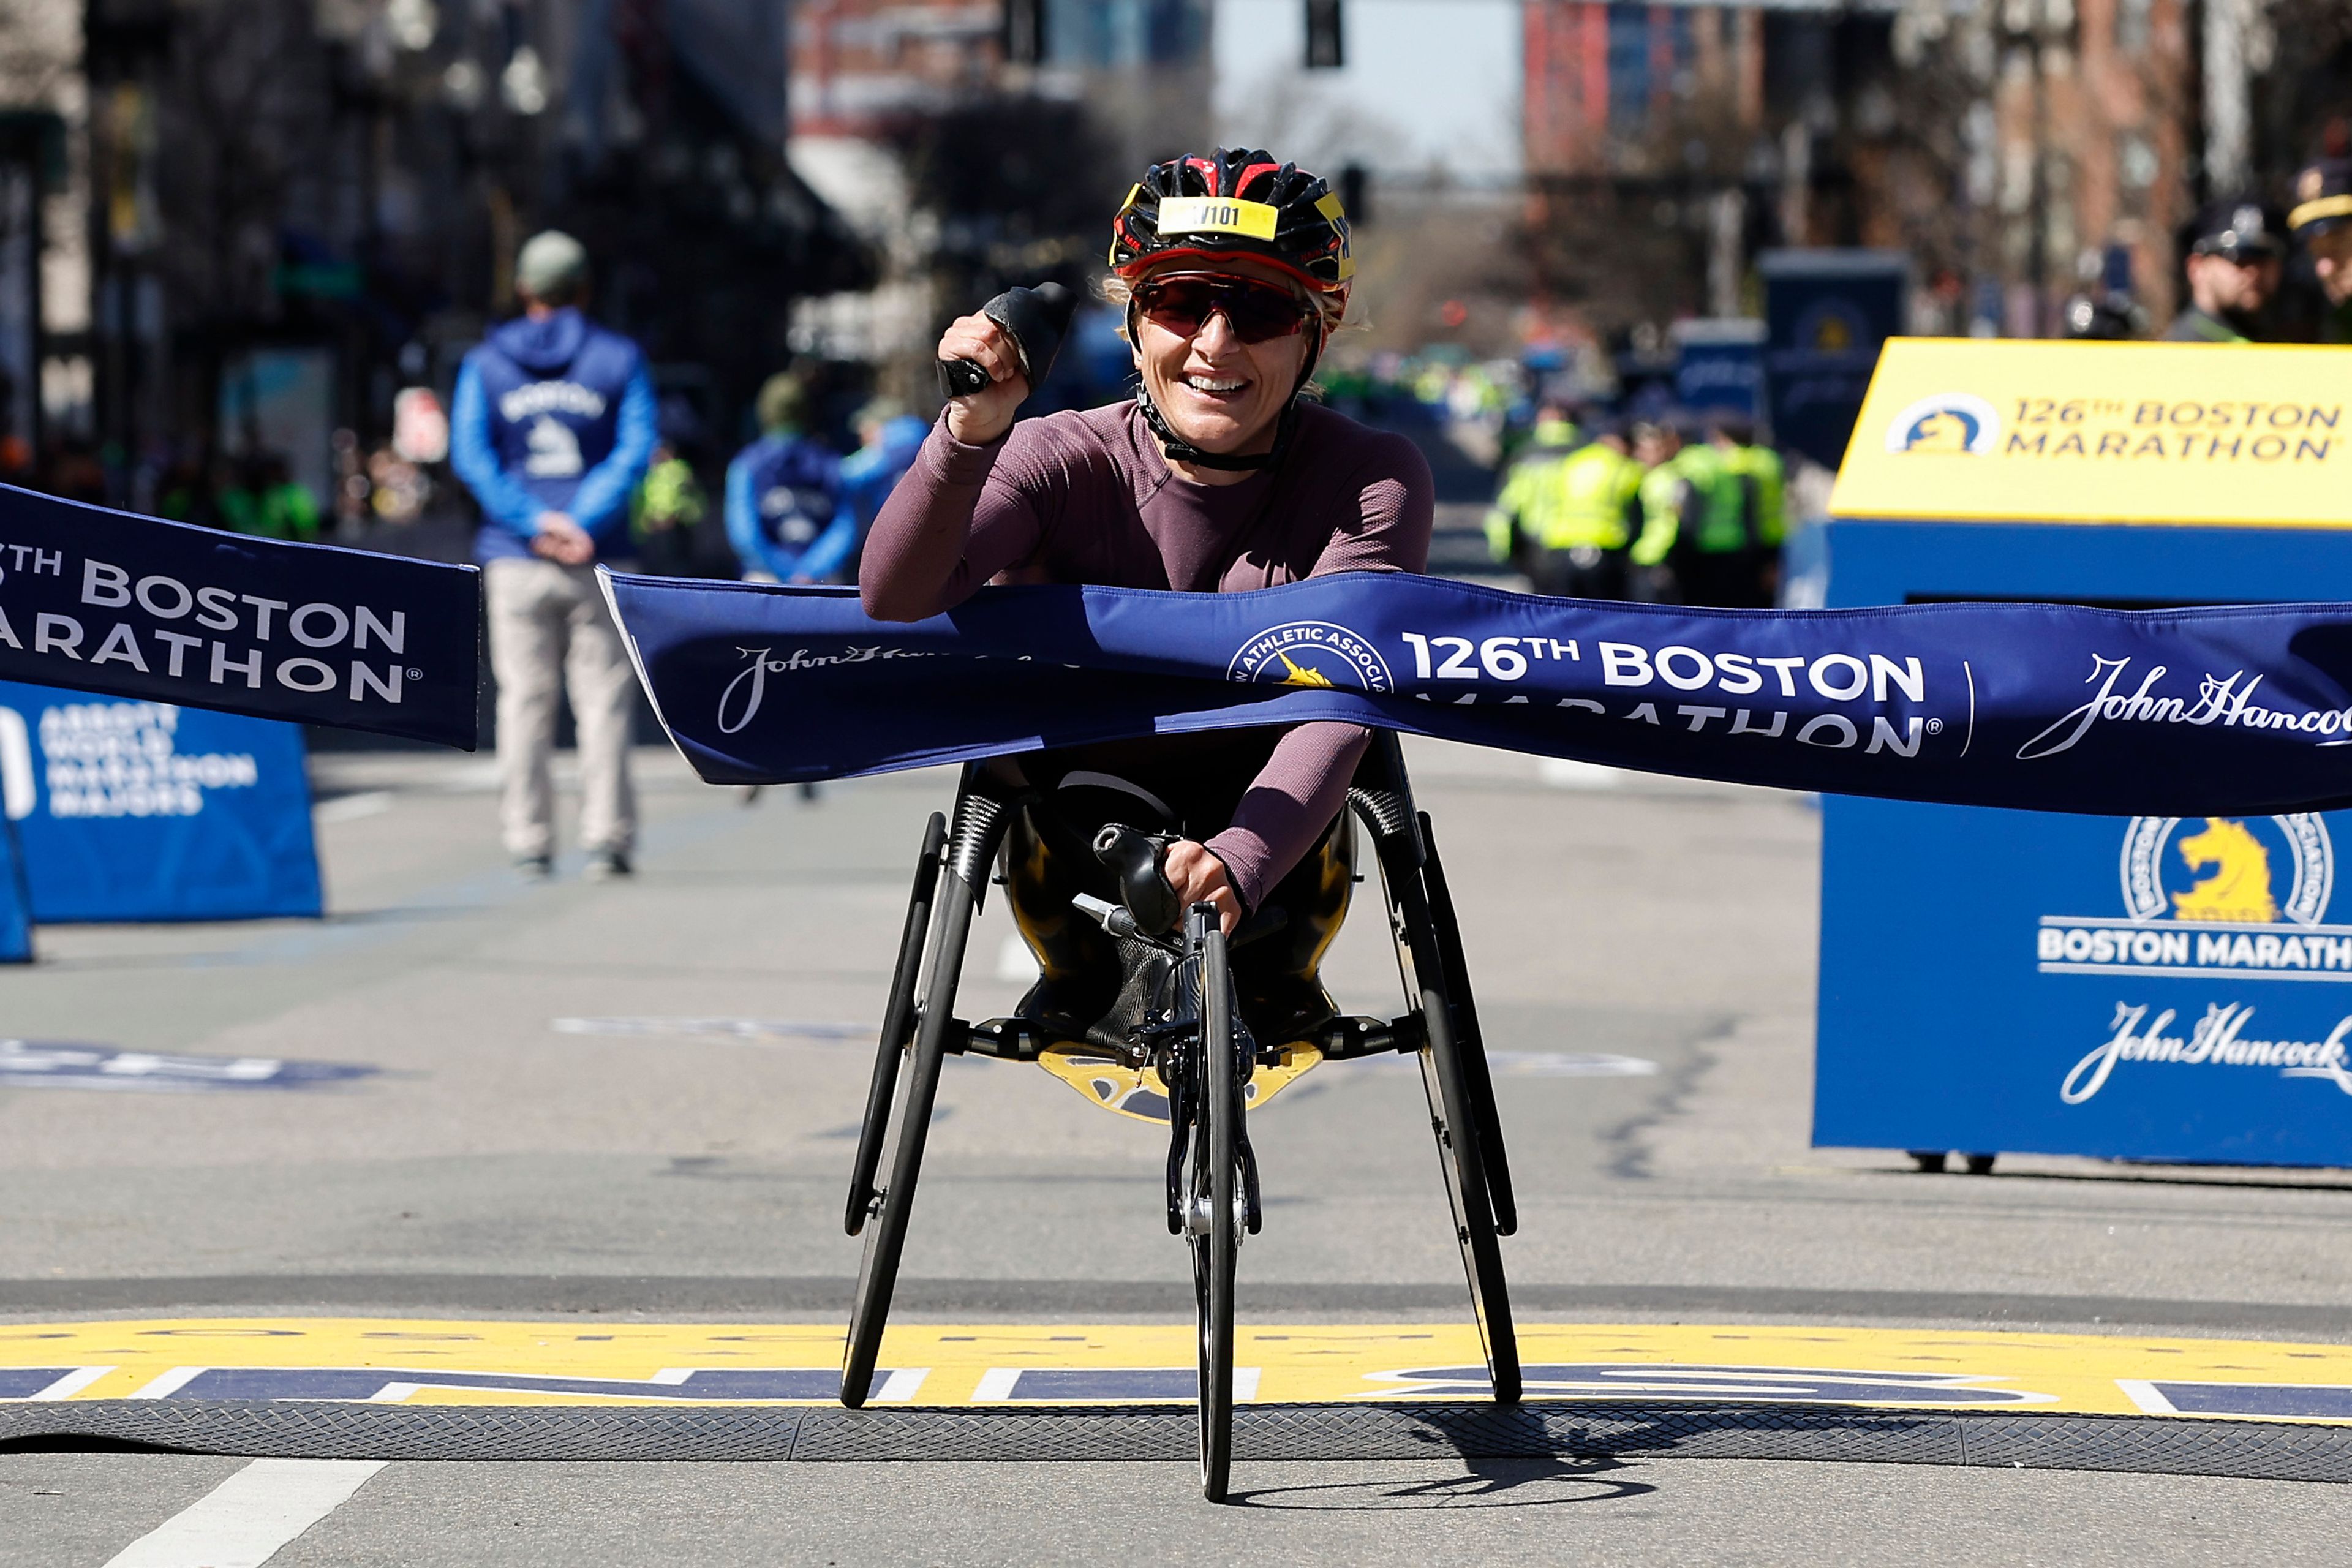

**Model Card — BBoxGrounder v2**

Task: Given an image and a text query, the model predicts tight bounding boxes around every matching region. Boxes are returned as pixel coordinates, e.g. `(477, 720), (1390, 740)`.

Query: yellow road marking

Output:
(3, 1321), (2349, 1422)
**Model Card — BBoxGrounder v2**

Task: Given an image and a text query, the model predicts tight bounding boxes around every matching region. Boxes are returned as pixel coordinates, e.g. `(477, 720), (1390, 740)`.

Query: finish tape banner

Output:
(603, 570), (2352, 817)
(0, 485), (480, 748)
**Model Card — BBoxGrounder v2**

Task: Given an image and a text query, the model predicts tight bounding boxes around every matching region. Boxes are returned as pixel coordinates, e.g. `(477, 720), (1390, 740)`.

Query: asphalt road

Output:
(5, 734), (2351, 1563)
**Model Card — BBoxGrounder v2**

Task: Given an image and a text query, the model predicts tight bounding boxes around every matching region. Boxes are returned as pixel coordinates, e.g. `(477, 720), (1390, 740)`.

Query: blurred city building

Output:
(786, 0), (1209, 398)
(0, 0), (2347, 526)
(1515, 0), (2352, 345)
(67, 0), (869, 519)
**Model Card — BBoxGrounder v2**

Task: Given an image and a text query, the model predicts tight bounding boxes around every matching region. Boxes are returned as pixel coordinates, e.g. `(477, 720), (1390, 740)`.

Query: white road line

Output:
(2116, 1378), (2180, 1415)
(971, 1367), (1022, 1402)
(29, 1366), (113, 1400)
(875, 1367), (930, 1402)
(128, 1366), (205, 1400)
(103, 1459), (385, 1568)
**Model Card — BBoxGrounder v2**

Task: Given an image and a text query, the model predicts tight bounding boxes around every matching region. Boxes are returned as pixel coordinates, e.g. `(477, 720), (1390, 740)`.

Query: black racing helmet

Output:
(1109, 149), (1354, 320)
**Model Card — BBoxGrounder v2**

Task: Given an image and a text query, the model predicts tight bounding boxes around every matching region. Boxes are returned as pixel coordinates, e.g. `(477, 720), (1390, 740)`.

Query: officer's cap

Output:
(2290, 159), (2352, 237)
(515, 230), (591, 301)
(2187, 197), (2286, 262)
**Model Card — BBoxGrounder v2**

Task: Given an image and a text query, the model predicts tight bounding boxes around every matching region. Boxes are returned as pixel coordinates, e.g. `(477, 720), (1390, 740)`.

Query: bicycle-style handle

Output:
(1091, 822), (1182, 936)
(937, 282), (1078, 401)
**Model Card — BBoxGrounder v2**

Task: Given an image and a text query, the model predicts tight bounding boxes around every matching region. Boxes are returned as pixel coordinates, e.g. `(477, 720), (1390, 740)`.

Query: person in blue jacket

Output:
(725, 371), (851, 582)
(450, 230), (657, 881)
(837, 396), (930, 544)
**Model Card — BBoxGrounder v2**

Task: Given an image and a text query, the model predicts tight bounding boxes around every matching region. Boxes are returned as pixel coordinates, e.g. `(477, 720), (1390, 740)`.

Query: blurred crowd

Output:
(1483, 396), (1782, 610)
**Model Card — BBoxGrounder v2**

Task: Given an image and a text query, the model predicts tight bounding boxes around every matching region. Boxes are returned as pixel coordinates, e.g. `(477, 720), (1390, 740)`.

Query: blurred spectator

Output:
(367, 448), (429, 525)
(247, 456), (322, 542)
(836, 396), (928, 562)
(1710, 415), (1785, 609)
(724, 370), (851, 584)
(2290, 157), (2352, 344)
(2164, 198), (2288, 344)
(1630, 417), (1745, 605)
(451, 228), (656, 883)
(632, 397), (710, 577)
(1488, 414), (1640, 600)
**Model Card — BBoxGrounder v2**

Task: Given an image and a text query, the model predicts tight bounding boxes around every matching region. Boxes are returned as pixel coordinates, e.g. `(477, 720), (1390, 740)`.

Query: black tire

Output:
(1387, 856), (1521, 1407)
(847, 813), (946, 1237)
(840, 870), (974, 1409)
(1416, 816), (1516, 1235)
(1193, 924), (1239, 1503)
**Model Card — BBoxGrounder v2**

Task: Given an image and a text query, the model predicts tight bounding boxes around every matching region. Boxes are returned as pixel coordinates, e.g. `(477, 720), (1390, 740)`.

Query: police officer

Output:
(1482, 398), (1586, 579)
(2164, 198), (2287, 343)
(1710, 414), (1784, 608)
(450, 230), (657, 881)
(1487, 416), (1641, 599)
(2288, 157), (2352, 344)
(724, 370), (853, 584)
(1630, 413), (1746, 606)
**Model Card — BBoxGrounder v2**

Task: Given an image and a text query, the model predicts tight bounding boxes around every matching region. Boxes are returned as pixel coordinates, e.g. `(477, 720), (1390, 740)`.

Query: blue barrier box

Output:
(0, 681), (322, 923)
(1814, 521), (2352, 1166)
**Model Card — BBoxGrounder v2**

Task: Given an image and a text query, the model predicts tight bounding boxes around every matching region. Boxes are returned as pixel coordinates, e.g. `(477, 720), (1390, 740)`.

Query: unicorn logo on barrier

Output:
(1885, 393), (2000, 455)
(2171, 818), (2282, 923)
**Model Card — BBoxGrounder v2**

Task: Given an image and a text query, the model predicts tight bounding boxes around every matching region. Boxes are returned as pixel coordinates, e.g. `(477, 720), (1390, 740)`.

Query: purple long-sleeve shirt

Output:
(861, 399), (1434, 908)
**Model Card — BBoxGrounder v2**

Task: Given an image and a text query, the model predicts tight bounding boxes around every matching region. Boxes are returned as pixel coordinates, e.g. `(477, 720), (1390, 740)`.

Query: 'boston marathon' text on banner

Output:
(0, 485), (479, 748)
(1829, 339), (2352, 528)
(601, 571), (2352, 818)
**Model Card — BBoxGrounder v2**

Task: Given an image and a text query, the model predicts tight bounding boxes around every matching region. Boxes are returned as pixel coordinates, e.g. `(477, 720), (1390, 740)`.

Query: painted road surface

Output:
(7, 1319), (2352, 1422)
(11, 744), (2352, 1566)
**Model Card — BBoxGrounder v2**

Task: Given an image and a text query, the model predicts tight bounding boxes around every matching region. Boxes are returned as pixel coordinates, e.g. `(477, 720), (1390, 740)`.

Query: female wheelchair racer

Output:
(843, 149), (1519, 1500)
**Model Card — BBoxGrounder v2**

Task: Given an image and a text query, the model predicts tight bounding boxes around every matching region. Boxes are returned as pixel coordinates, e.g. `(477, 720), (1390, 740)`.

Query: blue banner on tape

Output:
(0, 486), (478, 748)
(0, 682), (320, 921)
(604, 571), (2352, 817)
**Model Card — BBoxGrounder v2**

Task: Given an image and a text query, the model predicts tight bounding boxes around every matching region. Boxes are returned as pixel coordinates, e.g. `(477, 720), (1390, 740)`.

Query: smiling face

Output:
(1129, 256), (1317, 466)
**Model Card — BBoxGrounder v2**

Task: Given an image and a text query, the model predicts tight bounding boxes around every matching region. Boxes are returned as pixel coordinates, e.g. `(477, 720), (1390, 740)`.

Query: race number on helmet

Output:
(1109, 149), (1354, 314)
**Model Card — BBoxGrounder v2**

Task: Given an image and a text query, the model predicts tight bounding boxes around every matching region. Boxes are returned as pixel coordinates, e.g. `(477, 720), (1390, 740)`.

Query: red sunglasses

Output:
(1131, 273), (1313, 344)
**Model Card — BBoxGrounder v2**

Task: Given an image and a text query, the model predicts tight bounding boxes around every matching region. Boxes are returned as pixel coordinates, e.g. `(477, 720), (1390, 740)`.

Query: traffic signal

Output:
(1004, 0), (1047, 65)
(1305, 0), (1343, 69)
(1340, 163), (1368, 228)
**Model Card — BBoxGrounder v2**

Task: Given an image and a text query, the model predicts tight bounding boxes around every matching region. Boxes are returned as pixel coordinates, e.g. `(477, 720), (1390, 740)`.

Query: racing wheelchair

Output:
(839, 730), (1520, 1501)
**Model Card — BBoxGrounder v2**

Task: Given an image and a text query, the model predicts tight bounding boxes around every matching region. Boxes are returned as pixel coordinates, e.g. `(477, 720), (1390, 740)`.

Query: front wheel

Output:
(1191, 922), (1240, 1503)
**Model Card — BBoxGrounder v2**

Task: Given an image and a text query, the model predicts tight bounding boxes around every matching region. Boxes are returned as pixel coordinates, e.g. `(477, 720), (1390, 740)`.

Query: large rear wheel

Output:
(1385, 853), (1521, 1406)
(1191, 921), (1240, 1502)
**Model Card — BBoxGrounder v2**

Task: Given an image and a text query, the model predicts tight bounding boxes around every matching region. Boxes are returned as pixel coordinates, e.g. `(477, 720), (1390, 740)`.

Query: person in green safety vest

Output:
(232, 454), (322, 543)
(1487, 417), (1641, 599)
(631, 443), (707, 576)
(1497, 393), (1581, 470)
(1710, 413), (1784, 608)
(1482, 399), (1585, 577)
(1629, 415), (1743, 605)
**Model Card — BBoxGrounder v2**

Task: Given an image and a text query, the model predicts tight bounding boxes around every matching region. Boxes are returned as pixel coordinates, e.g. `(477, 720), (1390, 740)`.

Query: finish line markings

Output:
(7, 1321), (2352, 1424)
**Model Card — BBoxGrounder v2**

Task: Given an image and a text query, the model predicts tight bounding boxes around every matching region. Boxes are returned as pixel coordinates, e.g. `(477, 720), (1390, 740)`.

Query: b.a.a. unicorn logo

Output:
(1883, 393), (2000, 455)
(1226, 622), (1394, 692)
(2037, 815), (2349, 984)
(2122, 815), (2332, 927)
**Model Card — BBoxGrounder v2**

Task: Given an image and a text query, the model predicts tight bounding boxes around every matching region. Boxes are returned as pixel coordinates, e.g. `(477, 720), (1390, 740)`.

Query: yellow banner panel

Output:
(1828, 338), (2352, 527)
